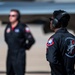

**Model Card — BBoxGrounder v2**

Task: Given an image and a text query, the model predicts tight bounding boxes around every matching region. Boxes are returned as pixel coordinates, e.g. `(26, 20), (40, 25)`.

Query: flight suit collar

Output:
(56, 28), (68, 33)
(9, 22), (20, 30)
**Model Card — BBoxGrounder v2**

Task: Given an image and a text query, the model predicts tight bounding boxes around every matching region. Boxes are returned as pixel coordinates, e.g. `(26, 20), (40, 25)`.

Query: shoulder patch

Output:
(47, 38), (54, 46)
(6, 28), (11, 33)
(25, 27), (30, 32)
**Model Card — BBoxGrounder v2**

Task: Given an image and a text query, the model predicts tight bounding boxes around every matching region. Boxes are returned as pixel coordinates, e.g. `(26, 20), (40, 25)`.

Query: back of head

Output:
(53, 10), (70, 28)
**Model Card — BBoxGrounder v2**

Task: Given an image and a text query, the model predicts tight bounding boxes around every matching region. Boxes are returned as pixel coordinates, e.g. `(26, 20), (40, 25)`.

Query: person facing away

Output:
(4, 9), (35, 75)
(46, 10), (75, 75)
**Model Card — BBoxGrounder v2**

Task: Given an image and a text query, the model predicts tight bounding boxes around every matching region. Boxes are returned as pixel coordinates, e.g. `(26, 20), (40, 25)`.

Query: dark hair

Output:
(10, 9), (21, 21)
(53, 10), (70, 28)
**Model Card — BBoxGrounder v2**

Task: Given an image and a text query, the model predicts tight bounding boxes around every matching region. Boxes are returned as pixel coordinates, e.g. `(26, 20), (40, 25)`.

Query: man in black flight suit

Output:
(46, 10), (75, 75)
(4, 9), (35, 75)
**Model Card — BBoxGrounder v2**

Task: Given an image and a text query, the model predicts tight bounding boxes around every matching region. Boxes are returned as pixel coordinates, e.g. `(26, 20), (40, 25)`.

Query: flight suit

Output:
(46, 28), (75, 75)
(4, 22), (35, 75)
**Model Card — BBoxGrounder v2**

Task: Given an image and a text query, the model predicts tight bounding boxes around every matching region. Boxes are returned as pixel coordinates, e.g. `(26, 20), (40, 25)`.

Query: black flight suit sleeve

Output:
(46, 37), (65, 75)
(4, 25), (8, 44)
(46, 38), (59, 64)
(22, 24), (35, 50)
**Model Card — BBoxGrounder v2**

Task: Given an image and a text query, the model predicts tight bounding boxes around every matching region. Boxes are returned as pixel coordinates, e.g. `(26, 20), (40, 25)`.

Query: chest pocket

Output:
(14, 29), (22, 38)
(65, 37), (75, 58)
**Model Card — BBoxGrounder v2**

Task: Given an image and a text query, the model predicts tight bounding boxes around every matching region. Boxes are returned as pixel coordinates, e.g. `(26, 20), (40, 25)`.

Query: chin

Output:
(9, 21), (15, 23)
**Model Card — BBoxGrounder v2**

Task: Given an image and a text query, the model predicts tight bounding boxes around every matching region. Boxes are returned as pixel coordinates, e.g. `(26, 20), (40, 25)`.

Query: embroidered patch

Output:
(47, 38), (54, 46)
(15, 29), (20, 33)
(6, 28), (11, 33)
(65, 37), (75, 58)
(25, 27), (30, 32)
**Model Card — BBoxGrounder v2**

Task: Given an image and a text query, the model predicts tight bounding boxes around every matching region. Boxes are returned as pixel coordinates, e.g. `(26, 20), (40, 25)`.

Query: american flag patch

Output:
(25, 27), (30, 32)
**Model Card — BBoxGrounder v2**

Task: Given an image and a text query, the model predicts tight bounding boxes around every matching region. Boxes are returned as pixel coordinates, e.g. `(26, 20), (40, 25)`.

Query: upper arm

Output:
(23, 25), (35, 42)
(4, 25), (8, 43)
(46, 37), (59, 64)
(22, 24), (35, 49)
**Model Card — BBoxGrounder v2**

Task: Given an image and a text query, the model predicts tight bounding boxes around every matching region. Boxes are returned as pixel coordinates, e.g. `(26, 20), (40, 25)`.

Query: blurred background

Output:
(0, 0), (75, 75)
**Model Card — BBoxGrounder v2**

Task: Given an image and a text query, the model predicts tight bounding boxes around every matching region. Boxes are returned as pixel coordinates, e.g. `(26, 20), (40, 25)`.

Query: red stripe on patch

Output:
(46, 42), (54, 46)
(46, 38), (54, 46)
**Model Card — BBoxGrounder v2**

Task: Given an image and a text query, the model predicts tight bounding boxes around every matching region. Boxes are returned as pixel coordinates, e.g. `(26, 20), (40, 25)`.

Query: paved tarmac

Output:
(0, 24), (52, 75)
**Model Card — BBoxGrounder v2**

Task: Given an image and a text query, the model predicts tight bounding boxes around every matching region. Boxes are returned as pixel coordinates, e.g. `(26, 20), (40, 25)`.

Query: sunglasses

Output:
(8, 15), (17, 17)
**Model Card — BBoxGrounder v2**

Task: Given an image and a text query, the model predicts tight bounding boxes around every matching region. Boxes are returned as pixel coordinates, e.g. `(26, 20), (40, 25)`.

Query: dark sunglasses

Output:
(8, 15), (17, 17)
(49, 17), (53, 21)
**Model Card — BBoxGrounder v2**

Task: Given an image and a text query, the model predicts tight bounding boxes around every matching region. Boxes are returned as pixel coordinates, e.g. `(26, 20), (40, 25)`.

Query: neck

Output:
(54, 28), (61, 32)
(11, 21), (18, 28)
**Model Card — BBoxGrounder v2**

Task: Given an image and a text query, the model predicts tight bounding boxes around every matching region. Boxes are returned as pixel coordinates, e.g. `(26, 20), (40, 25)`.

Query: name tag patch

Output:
(15, 29), (20, 33)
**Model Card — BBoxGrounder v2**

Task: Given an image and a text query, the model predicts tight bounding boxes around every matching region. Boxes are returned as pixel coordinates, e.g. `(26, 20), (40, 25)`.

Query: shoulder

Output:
(51, 33), (61, 40)
(19, 23), (30, 29)
(47, 34), (59, 46)
(19, 22), (30, 32)
(47, 34), (59, 47)
(69, 32), (75, 37)
(48, 33), (62, 44)
(6, 23), (10, 27)
(5, 23), (10, 30)
(18, 22), (28, 30)
(19, 22), (27, 28)
(5, 24), (11, 34)
(64, 31), (75, 39)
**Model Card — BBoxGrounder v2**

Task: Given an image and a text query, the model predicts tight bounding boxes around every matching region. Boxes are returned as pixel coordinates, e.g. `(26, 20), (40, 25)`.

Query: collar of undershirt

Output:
(11, 22), (20, 31)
